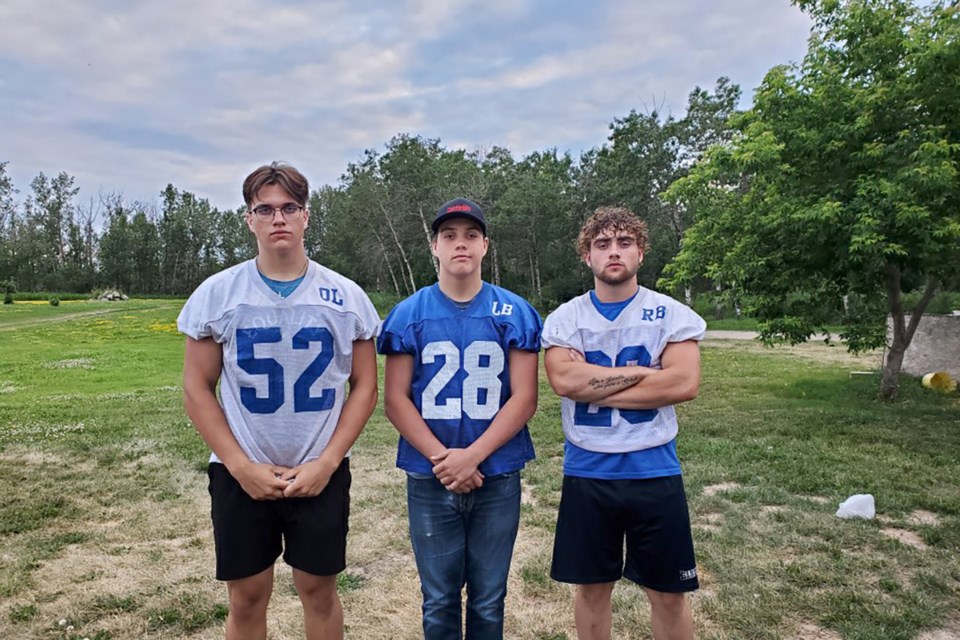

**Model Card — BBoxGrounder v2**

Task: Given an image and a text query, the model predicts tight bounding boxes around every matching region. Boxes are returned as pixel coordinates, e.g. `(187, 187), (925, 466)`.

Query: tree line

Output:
(0, 78), (739, 306)
(1, 0), (957, 398)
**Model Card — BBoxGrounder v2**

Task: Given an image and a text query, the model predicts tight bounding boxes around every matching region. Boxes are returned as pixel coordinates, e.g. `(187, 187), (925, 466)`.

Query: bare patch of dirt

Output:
(794, 622), (843, 639)
(916, 629), (960, 640)
(879, 528), (928, 550)
(703, 339), (883, 369)
(761, 505), (787, 514)
(694, 512), (724, 533)
(520, 479), (538, 506)
(691, 566), (718, 600)
(703, 482), (741, 497)
(908, 509), (941, 527)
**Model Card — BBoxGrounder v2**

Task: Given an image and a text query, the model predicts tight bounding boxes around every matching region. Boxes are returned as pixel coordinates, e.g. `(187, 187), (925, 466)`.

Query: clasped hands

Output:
(232, 458), (337, 500)
(430, 448), (484, 494)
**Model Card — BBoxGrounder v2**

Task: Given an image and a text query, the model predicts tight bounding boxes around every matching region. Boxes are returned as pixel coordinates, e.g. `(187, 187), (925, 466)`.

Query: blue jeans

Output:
(407, 472), (521, 640)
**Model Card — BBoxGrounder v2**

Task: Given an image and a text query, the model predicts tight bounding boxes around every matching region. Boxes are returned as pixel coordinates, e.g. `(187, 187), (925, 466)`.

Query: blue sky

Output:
(0, 1), (812, 211)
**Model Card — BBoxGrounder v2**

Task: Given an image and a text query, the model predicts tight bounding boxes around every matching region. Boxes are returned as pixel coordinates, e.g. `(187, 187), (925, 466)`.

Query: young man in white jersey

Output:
(178, 162), (379, 640)
(542, 206), (705, 640)
(378, 198), (542, 639)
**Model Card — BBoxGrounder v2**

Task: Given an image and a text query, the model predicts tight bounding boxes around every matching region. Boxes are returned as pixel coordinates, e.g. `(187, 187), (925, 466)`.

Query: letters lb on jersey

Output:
(542, 287), (706, 455)
(177, 259), (380, 468)
(377, 283), (543, 476)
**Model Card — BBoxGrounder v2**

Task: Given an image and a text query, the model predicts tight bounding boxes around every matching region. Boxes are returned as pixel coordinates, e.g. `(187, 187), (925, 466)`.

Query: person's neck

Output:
(256, 250), (308, 281)
(438, 272), (483, 302)
(593, 279), (639, 304)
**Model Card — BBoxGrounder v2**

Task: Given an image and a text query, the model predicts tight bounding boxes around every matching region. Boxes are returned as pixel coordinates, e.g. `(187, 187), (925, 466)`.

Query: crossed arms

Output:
(543, 339), (701, 409)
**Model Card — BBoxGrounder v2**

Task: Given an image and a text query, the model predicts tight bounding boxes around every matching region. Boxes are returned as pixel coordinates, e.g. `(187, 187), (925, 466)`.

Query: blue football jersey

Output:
(377, 283), (542, 475)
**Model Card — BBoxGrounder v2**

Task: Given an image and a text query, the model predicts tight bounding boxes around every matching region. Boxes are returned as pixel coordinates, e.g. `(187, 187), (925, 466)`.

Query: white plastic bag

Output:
(836, 494), (875, 519)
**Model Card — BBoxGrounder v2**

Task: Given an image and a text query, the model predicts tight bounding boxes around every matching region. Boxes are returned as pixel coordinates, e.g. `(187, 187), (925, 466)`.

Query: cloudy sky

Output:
(0, 1), (812, 211)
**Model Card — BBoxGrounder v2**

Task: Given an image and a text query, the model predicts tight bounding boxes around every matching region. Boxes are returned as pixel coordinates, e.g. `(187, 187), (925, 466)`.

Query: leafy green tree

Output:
(157, 185), (221, 294)
(487, 150), (580, 306)
(98, 197), (134, 292)
(326, 135), (489, 294)
(663, 0), (960, 399)
(0, 162), (18, 285)
(129, 208), (162, 293)
(588, 78), (742, 290)
(28, 171), (80, 289)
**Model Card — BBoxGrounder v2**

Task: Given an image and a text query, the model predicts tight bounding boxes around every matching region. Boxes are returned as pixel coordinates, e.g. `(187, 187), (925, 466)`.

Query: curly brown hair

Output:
(242, 162), (309, 207)
(576, 206), (650, 257)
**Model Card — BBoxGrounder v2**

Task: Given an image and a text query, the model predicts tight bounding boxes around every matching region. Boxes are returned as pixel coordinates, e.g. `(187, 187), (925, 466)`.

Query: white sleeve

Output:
(351, 285), (381, 341)
(541, 306), (578, 350)
(668, 303), (707, 343)
(176, 280), (225, 341)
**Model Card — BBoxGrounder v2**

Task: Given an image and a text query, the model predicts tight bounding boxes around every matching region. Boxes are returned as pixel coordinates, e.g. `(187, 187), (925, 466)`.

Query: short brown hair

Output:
(576, 206), (650, 257)
(242, 162), (309, 207)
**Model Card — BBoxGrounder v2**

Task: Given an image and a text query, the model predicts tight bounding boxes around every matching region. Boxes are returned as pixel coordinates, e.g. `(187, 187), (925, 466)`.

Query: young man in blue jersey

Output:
(542, 206), (705, 640)
(378, 197), (542, 639)
(179, 162), (379, 640)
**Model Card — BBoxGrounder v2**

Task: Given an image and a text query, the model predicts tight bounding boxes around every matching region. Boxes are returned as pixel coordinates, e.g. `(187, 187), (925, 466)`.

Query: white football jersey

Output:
(542, 287), (705, 454)
(178, 259), (380, 467)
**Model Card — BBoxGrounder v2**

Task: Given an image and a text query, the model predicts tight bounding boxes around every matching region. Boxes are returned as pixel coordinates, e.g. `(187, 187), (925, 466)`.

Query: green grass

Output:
(0, 299), (957, 638)
(0, 298), (183, 329)
(9, 292), (93, 302)
(705, 316), (848, 334)
(704, 317), (762, 331)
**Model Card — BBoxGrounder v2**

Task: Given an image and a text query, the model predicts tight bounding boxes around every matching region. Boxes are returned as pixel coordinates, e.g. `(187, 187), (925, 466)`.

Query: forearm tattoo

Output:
(587, 374), (639, 391)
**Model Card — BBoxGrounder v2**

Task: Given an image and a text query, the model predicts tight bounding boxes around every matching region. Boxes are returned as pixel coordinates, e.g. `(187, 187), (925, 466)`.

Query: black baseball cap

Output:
(432, 197), (486, 235)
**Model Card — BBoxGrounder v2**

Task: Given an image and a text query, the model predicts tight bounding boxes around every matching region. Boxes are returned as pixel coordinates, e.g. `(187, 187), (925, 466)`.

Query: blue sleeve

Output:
(505, 299), (543, 352)
(376, 302), (413, 355)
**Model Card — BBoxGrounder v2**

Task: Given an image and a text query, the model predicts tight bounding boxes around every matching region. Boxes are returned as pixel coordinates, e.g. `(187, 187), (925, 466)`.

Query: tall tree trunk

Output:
(379, 203), (416, 294)
(535, 257), (542, 299)
(418, 206), (438, 275)
(492, 245), (501, 287)
(881, 265), (938, 400)
(372, 229), (401, 296)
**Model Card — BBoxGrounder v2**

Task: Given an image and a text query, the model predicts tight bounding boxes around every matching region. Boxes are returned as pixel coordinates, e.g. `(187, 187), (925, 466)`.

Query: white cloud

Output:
(0, 0), (812, 209)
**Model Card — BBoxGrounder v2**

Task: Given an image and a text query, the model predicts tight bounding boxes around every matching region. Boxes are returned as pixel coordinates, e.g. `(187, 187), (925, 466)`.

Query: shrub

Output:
(49, 297), (60, 307)
(1, 279), (14, 304)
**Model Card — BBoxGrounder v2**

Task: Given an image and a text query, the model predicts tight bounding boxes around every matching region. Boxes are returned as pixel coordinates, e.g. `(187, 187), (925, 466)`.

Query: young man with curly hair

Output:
(542, 206), (705, 640)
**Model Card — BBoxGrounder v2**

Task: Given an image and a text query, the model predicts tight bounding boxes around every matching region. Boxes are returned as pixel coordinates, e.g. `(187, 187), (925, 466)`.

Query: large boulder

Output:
(97, 289), (128, 301)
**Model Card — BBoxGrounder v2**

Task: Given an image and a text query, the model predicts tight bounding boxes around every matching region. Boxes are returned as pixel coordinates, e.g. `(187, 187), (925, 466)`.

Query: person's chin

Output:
(447, 262), (476, 275)
(597, 272), (632, 286)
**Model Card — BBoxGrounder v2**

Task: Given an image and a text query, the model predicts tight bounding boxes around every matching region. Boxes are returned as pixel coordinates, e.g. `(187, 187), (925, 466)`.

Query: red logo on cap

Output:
(445, 204), (472, 213)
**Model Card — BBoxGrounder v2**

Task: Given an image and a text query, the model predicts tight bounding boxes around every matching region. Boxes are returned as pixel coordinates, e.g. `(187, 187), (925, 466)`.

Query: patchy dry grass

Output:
(0, 301), (958, 639)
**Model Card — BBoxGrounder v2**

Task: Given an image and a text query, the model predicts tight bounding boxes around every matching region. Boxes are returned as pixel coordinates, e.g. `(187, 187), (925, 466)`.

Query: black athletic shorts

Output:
(207, 459), (351, 581)
(550, 474), (699, 593)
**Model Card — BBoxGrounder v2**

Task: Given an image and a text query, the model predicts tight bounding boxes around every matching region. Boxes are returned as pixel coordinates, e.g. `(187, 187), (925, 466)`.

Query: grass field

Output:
(0, 300), (958, 639)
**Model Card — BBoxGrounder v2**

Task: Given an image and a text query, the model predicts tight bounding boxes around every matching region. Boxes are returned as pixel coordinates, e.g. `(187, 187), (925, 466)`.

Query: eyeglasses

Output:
(249, 203), (304, 219)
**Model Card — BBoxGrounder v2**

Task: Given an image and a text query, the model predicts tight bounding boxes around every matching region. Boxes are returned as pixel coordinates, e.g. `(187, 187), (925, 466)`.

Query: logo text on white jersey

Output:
(319, 287), (344, 306)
